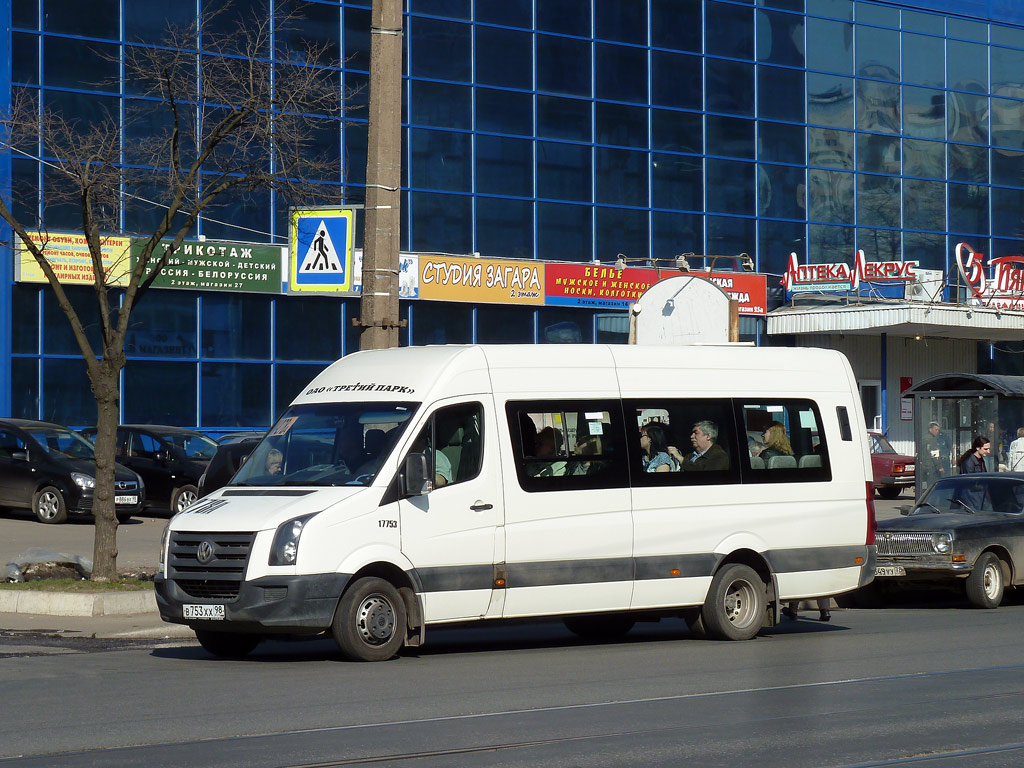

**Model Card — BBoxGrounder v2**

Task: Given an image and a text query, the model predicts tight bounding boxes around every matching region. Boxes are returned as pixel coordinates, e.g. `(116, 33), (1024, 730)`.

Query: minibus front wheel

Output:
(701, 563), (766, 641)
(333, 577), (407, 662)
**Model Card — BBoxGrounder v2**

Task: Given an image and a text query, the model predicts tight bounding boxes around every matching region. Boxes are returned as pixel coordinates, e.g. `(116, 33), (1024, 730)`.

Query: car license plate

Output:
(875, 565), (906, 577)
(114, 495), (138, 505)
(183, 604), (226, 620)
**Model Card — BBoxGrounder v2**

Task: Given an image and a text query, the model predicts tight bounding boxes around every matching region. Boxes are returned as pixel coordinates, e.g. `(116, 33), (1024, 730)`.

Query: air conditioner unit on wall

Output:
(904, 269), (944, 302)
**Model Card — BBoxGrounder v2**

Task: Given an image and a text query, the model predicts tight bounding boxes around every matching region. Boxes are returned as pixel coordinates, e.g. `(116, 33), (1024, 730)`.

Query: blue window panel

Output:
(992, 98), (1024, 151)
(201, 295), (271, 360)
(13, 0), (38, 29)
(758, 65), (804, 122)
(856, 174), (900, 228)
(476, 26), (533, 90)
(856, 80), (900, 134)
(596, 102), (648, 148)
(126, 291), (198, 359)
(344, 122), (368, 187)
(537, 0), (591, 37)
(904, 178), (947, 232)
(11, 158), (39, 224)
(992, 25), (1024, 48)
(902, 33), (945, 89)
(12, 32), (38, 84)
(855, 3), (897, 27)
(538, 95), (591, 141)
(410, 192), (473, 253)
(806, 17), (852, 75)
(857, 133), (900, 175)
(758, 120), (805, 165)
(706, 59), (754, 116)
(205, 0), (269, 49)
(202, 363), (271, 428)
(410, 80), (471, 129)
(44, 0), (118, 37)
(653, 211), (703, 260)
(901, 10), (944, 35)
(652, 108), (702, 154)
(12, 286), (40, 355)
(540, 308), (593, 343)
(855, 24), (899, 81)
(538, 202), (593, 261)
(808, 127), (853, 169)
(410, 129), (472, 192)
(652, 50), (702, 110)
(949, 143), (988, 183)
(124, 361), (198, 425)
(275, 296), (340, 361)
(763, 0), (803, 10)
(994, 48), (1024, 97)
(706, 1), (753, 60)
(344, 70), (370, 111)
(857, 228), (900, 262)
(343, 6), (371, 71)
(476, 135), (534, 197)
(412, 302), (473, 345)
(758, 219), (806, 276)
(808, 222), (855, 262)
(477, 88), (534, 136)
(410, 0), (470, 19)
(12, 359), (39, 420)
(903, 137), (945, 180)
(43, 39), (119, 91)
(808, 0), (851, 21)
(992, 149), (1024, 188)
(947, 40), (988, 94)
(42, 358), (94, 427)
(759, 163), (806, 220)
(707, 215), (756, 258)
(947, 17), (988, 43)
(903, 231), (947, 272)
(807, 169), (854, 224)
(707, 159), (756, 216)
(707, 115), (755, 160)
(595, 0), (646, 44)
(596, 147), (648, 207)
(537, 141), (593, 203)
(903, 86), (946, 141)
(276, 364), (329, 415)
(476, 197), (535, 259)
(410, 17), (471, 82)
(596, 206), (649, 263)
(948, 91), (989, 145)
(808, 73), (854, 129)
(277, 1), (341, 65)
(476, 0), (532, 28)
(42, 288), (105, 356)
(476, 305), (536, 343)
(652, 153), (702, 211)
(596, 42), (647, 103)
(124, 3), (194, 41)
(537, 34), (592, 97)
(757, 9), (805, 67)
(949, 183), (989, 236)
(201, 188), (270, 241)
(651, 0), (701, 52)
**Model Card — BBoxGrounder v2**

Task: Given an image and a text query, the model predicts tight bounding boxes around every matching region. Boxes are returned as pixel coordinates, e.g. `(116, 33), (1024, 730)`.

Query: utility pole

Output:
(357, 0), (404, 350)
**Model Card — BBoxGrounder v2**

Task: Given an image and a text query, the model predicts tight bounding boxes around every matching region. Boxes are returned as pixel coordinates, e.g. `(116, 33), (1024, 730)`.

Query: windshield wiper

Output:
(915, 501), (944, 514)
(952, 498), (977, 514)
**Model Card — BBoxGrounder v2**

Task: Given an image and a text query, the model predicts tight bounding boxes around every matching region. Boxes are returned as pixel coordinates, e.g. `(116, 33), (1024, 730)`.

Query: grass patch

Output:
(0, 578), (153, 592)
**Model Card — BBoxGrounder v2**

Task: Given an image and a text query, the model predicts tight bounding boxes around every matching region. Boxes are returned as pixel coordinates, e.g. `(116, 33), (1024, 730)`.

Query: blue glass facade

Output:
(4, 0), (1024, 430)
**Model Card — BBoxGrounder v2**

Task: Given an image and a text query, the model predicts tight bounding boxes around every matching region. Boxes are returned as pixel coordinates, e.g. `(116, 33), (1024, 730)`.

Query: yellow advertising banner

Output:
(17, 231), (132, 286)
(418, 255), (545, 305)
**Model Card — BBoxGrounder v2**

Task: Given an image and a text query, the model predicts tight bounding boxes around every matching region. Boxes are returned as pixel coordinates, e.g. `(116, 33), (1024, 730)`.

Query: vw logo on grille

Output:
(196, 540), (216, 565)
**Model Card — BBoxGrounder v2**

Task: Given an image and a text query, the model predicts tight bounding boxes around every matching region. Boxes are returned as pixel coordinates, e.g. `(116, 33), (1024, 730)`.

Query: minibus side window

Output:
(738, 400), (832, 483)
(409, 402), (484, 489)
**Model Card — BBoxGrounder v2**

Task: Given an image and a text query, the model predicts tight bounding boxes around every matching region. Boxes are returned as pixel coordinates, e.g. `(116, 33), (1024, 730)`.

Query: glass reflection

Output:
(807, 169), (854, 224)
(857, 79), (900, 134)
(903, 178), (946, 232)
(808, 223), (855, 263)
(855, 25), (899, 80)
(857, 175), (900, 229)
(949, 143), (988, 183)
(857, 228), (900, 262)
(992, 149), (1024, 188)
(947, 40), (988, 94)
(949, 183), (989, 236)
(991, 97), (1024, 151)
(758, 66), (805, 122)
(476, 197), (534, 260)
(903, 87), (946, 141)
(808, 73), (854, 129)
(806, 17), (853, 75)
(758, 163), (806, 220)
(758, 121), (805, 165)
(706, 59), (754, 117)
(707, 159), (756, 215)
(596, 102), (648, 148)
(902, 33), (945, 89)
(948, 91), (989, 145)
(808, 127), (853, 169)
(903, 231), (947, 272)
(596, 147), (648, 207)
(756, 9), (804, 67)
(857, 133), (900, 175)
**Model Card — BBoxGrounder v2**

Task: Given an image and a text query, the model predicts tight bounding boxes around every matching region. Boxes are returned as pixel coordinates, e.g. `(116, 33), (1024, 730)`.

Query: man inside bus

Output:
(528, 426), (567, 477)
(669, 420), (730, 471)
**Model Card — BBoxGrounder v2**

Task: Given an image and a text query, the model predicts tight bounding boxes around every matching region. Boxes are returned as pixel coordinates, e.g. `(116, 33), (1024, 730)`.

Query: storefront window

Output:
(202, 294), (270, 360)
(125, 291), (197, 359)
(202, 362), (271, 428)
(124, 360), (198, 425)
(43, 286), (107, 356)
(42, 358), (94, 427)
(275, 296), (339, 361)
(275, 363), (328, 416)
(12, 358), (38, 420)
(540, 308), (594, 344)
(411, 302), (472, 345)
(476, 305), (535, 343)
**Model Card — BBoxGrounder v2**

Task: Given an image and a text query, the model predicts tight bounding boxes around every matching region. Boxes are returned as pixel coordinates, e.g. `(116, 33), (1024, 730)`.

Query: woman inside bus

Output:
(640, 422), (679, 473)
(760, 422), (795, 462)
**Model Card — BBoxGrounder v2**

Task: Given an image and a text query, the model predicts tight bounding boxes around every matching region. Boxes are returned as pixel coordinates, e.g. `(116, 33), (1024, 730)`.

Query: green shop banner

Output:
(130, 238), (285, 294)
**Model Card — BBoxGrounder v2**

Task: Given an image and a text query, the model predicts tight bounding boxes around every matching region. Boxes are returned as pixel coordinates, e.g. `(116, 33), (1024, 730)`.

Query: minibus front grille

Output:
(168, 531), (255, 601)
(875, 532), (934, 556)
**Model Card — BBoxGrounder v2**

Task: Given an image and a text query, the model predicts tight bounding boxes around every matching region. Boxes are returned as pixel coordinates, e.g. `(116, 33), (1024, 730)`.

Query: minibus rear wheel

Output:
(701, 564), (766, 641)
(333, 577), (407, 662)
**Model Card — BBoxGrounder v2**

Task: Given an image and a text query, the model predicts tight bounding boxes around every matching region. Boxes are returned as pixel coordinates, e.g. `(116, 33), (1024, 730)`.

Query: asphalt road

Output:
(1, 603), (1023, 767)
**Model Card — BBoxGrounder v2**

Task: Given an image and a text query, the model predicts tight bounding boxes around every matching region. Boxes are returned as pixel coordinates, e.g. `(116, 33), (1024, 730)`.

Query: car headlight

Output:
(932, 532), (952, 554)
(269, 513), (317, 566)
(72, 472), (95, 490)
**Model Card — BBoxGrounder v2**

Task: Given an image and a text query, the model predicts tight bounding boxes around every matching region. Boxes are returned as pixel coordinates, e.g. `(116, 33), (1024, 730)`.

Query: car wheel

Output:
(115, 512), (133, 524)
(877, 486), (902, 500)
(171, 484), (199, 513)
(701, 563), (766, 641)
(966, 551), (1005, 609)
(332, 577), (406, 662)
(33, 486), (68, 524)
(194, 630), (262, 659)
(563, 614), (635, 639)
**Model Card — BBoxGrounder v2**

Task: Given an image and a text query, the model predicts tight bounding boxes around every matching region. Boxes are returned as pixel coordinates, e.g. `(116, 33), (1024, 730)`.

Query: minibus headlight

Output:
(159, 523), (169, 567)
(270, 513), (317, 566)
(72, 472), (95, 490)
(932, 532), (952, 554)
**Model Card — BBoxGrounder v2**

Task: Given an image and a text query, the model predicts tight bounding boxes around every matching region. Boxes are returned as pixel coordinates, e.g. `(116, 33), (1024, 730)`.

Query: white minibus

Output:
(155, 344), (876, 660)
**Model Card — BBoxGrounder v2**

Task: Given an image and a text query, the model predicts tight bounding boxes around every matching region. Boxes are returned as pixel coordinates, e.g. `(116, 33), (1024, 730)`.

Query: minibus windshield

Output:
(230, 402), (418, 488)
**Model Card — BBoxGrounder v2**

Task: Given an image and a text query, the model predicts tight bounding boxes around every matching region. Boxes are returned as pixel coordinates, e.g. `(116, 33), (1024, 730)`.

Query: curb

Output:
(0, 588), (157, 617)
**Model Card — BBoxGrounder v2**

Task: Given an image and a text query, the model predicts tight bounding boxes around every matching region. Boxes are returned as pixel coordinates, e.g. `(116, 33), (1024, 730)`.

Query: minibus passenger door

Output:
(398, 399), (502, 622)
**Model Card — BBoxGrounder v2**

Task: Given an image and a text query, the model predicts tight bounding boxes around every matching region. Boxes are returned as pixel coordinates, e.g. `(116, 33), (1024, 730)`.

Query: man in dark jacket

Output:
(672, 420), (730, 471)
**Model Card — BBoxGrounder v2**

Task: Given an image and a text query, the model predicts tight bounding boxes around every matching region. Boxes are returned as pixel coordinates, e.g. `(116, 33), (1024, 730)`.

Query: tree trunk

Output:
(89, 359), (122, 581)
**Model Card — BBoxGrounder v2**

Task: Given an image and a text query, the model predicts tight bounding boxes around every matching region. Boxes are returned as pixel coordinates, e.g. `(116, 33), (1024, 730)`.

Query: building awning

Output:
(766, 301), (1024, 341)
(905, 373), (1024, 397)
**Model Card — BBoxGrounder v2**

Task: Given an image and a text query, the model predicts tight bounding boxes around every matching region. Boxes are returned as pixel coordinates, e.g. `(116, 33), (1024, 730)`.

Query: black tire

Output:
(33, 486), (68, 524)
(332, 577), (407, 662)
(116, 512), (132, 524)
(682, 608), (707, 638)
(195, 630), (262, 659)
(701, 563), (767, 641)
(563, 614), (635, 639)
(170, 484), (199, 513)
(966, 551), (1005, 609)
(877, 486), (902, 500)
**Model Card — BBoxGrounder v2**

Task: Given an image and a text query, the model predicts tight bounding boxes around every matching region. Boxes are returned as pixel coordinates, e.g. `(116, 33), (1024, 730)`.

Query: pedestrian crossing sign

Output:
(289, 208), (356, 292)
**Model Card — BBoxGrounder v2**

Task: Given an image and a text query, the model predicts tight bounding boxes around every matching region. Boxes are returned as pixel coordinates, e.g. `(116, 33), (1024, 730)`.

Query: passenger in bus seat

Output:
(760, 422), (795, 463)
(640, 422), (678, 472)
(528, 426), (567, 477)
(670, 420), (730, 471)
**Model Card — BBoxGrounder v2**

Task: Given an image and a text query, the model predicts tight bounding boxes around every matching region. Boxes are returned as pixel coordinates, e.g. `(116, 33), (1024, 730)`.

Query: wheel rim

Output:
(37, 491), (61, 521)
(723, 578), (759, 629)
(177, 489), (197, 511)
(355, 593), (396, 646)
(984, 562), (1002, 600)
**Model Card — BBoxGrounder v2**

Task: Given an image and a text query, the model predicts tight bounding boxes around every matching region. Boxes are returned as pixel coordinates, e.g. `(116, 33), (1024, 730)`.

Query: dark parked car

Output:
(868, 430), (916, 499)
(0, 419), (144, 524)
(81, 424), (217, 513)
(873, 473), (1024, 608)
(198, 437), (261, 497)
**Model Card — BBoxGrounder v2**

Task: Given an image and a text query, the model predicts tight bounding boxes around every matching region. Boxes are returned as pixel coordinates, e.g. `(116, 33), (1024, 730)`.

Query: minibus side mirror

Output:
(401, 453), (431, 497)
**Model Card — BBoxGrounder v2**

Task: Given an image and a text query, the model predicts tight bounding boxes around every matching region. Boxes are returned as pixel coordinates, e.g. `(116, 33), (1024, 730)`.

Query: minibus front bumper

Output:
(155, 573), (351, 634)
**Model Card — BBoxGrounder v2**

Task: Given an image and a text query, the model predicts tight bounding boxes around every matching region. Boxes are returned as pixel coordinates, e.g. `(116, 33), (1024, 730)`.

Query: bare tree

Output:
(0, 7), (347, 580)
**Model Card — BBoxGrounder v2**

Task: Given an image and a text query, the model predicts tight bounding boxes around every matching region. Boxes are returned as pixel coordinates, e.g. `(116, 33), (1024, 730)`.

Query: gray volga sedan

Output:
(874, 473), (1024, 608)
